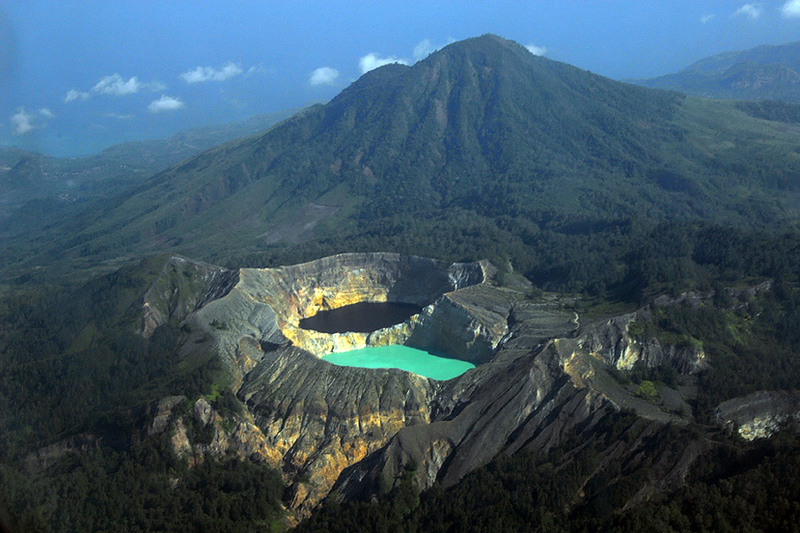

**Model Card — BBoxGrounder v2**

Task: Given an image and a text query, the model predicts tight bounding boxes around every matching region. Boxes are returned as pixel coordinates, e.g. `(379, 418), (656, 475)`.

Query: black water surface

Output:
(299, 301), (422, 333)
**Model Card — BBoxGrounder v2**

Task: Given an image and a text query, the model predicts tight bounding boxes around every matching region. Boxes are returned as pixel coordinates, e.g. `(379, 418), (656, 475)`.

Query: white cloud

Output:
(733, 3), (762, 18)
(782, 0), (800, 17)
(180, 62), (243, 83)
(309, 66), (339, 86)
(525, 44), (547, 56)
(701, 14), (716, 23)
(64, 89), (90, 102)
(148, 95), (185, 113)
(358, 53), (409, 74)
(10, 108), (34, 135)
(39, 108), (55, 119)
(92, 73), (143, 95)
(413, 39), (438, 61)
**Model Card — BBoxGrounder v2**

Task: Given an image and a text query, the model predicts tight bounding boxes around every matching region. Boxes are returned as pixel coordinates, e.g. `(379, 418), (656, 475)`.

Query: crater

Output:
(322, 345), (476, 381)
(299, 301), (423, 334)
(204, 253), (511, 381)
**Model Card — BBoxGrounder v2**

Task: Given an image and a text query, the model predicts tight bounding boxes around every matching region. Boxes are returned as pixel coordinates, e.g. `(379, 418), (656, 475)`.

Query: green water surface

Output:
(322, 345), (475, 381)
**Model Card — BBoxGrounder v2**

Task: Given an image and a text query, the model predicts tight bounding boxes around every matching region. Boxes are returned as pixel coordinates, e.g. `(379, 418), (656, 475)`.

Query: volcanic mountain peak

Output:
(9, 35), (800, 279)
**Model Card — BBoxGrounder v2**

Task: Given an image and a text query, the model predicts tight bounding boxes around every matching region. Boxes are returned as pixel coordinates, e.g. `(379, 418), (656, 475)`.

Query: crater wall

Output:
(177, 252), (510, 515)
(225, 252), (494, 358)
(182, 252), (508, 392)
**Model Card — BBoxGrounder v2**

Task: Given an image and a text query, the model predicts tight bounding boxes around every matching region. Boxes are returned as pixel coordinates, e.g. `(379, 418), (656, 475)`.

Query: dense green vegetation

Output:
(637, 283), (800, 419)
(0, 257), (226, 460)
(614, 428), (800, 532)
(737, 100), (800, 123)
(223, 218), (800, 304)
(1, 436), (286, 532)
(0, 256), (288, 532)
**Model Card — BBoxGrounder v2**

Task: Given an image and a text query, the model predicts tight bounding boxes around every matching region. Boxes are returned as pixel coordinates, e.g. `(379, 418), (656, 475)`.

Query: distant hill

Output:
(0, 108), (301, 253)
(83, 109), (304, 180)
(631, 41), (800, 102)
(5, 35), (800, 286)
(0, 108), (299, 214)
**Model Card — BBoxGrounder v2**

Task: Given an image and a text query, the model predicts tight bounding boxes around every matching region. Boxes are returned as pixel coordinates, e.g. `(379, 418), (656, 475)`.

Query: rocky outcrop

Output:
(579, 307), (706, 374)
(140, 256), (239, 338)
(145, 396), (279, 468)
(407, 284), (512, 364)
(21, 434), (105, 475)
(716, 391), (800, 440)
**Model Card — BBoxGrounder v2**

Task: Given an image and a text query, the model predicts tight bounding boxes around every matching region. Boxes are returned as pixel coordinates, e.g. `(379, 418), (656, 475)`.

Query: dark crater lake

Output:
(299, 301), (423, 333)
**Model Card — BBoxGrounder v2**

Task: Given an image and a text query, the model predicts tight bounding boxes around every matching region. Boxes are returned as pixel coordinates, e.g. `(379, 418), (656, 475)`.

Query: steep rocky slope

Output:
(128, 253), (721, 521)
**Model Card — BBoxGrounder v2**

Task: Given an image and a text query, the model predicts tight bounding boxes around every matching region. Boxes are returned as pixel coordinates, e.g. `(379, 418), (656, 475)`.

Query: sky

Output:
(1, 1), (800, 157)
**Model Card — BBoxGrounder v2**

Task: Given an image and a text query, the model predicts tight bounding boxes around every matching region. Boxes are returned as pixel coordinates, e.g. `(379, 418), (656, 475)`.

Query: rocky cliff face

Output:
(329, 296), (705, 503)
(579, 307), (706, 374)
(145, 396), (275, 465)
(407, 283), (512, 364)
(239, 346), (436, 515)
(716, 391), (800, 440)
(240, 252), (488, 356)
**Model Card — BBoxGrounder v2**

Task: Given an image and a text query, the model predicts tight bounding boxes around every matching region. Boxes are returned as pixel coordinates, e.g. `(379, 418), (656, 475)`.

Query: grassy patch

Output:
(635, 380), (659, 401)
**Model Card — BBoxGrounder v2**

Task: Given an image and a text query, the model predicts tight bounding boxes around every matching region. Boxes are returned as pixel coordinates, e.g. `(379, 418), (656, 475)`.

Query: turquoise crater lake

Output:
(322, 345), (475, 381)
